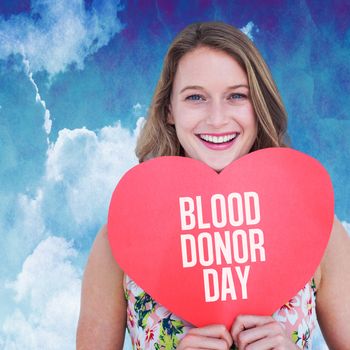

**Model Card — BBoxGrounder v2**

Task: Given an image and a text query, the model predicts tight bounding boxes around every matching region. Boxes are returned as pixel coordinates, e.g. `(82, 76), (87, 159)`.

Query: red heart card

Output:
(108, 148), (333, 329)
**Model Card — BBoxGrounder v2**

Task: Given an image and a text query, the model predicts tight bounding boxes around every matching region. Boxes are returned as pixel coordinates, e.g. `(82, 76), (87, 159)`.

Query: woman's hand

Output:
(177, 324), (233, 350)
(231, 315), (299, 350)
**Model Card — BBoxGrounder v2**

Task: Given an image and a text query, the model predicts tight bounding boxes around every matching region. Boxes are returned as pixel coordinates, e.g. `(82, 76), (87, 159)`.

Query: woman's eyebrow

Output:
(227, 84), (249, 89)
(179, 85), (205, 94)
(179, 84), (249, 94)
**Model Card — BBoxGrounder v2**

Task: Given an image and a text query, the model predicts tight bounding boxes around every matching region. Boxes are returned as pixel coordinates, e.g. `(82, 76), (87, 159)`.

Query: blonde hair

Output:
(136, 22), (288, 162)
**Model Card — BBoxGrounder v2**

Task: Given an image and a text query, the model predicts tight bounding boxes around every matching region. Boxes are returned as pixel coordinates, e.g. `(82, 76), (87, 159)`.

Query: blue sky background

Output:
(0, 0), (349, 349)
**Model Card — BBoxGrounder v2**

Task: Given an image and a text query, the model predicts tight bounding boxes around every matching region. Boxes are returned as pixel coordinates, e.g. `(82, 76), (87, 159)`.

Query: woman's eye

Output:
(186, 94), (205, 101)
(230, 93), (246, 100)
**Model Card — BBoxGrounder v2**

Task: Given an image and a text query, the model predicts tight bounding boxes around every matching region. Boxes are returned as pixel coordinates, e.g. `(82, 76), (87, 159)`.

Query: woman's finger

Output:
(231, 314), (275, 342)
(235, 321), (285, 349)
(240, 334), (299, 350)
(178, 334), (230, 349)
(188, 324), (233, 347)
(177, 324), (233, 350)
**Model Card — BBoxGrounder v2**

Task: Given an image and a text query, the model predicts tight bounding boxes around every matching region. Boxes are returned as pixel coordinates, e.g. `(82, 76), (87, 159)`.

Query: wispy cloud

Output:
(22, 56), (52, 140)
(132, 102), (148, 117)
(0, 0), (124, 76)
(240, 21), (259, 41)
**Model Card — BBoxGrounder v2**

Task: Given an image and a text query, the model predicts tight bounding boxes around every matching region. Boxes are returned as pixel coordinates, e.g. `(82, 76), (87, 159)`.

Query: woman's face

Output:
(169, 46), (257, 171)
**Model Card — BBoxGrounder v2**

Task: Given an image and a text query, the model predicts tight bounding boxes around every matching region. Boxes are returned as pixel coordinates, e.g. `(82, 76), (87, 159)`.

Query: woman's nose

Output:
(206, 100), (230, 128)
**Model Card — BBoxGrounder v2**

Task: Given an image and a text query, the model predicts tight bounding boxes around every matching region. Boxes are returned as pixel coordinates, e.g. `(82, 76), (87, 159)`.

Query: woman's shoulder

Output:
(80, 224), (125, 299)
(319, 216), (350, 281)
(88, 224), (124, 276)
(95, 224), (109, 246)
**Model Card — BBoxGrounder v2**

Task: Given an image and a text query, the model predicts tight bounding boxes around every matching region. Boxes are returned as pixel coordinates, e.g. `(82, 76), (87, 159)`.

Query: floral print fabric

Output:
(272, 279), (317, 349)
(124, 275), (317, 349)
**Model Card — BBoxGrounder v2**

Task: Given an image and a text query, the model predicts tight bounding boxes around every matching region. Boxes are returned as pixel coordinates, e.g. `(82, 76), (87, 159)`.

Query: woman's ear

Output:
(167, 105), (175, 125)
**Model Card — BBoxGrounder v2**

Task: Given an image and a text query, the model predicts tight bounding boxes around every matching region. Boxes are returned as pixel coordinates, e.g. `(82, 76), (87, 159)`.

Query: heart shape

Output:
(108, 148), (333, 329)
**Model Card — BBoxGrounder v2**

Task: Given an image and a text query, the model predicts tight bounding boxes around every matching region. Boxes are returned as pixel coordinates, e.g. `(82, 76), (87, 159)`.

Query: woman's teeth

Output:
(199, 133), (238, 144)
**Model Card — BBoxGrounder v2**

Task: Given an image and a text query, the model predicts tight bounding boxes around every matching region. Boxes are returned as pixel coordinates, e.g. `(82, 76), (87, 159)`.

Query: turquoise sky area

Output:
(0, 1), (349, 349)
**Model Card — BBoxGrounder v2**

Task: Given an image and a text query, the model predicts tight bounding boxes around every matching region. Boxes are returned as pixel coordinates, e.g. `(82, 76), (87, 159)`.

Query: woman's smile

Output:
(197, 132), (240, 150)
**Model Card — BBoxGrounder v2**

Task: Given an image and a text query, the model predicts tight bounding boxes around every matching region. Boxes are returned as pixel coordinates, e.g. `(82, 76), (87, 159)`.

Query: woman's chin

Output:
(202, 158), (234, 173)
(184, 151), (246, 172)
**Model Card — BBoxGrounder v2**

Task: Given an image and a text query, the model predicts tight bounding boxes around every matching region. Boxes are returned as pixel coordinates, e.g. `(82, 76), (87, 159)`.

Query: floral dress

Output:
(124, 275), (317, 350)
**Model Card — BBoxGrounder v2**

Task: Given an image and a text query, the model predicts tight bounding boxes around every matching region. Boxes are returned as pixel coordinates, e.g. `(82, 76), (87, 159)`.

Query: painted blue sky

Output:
(0, 1), (349, 349)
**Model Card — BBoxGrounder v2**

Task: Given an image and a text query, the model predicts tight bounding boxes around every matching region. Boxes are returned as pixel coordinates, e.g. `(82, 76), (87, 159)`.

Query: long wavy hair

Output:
(135, 21), (289, 162)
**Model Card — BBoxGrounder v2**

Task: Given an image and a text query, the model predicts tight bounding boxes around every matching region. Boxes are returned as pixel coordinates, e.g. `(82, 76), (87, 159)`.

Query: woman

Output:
(76, 22), (350, 349)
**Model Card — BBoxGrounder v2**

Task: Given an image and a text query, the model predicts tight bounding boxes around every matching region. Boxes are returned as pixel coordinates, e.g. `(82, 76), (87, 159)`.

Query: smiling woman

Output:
(135, 22), (289, 166)
(76, 22), (350, 350)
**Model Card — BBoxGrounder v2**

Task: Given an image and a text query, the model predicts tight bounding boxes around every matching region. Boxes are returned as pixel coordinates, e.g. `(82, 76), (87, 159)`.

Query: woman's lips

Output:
(197, 132), (239, 150)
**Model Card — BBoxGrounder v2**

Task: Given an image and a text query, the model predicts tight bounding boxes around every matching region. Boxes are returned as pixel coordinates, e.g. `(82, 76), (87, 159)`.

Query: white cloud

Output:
(0, 0), (124, 76)
(17, 190), (45, 243)
(0, 117), (143, 348)
(44, 119), (141, 230)
(3, 116), (142, 273)
(132, 102), (148, 117)
(3, 190), (46, 261)
(240, 21), (258, 41)
(1, 236), (81, 350)
(7, 236), (79, 306)
(133, 102), (142, 110)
